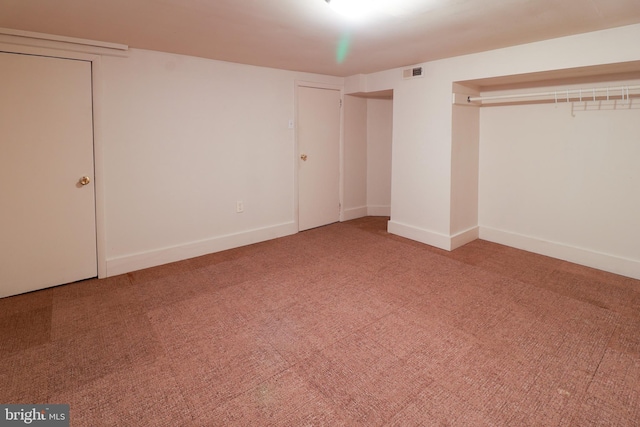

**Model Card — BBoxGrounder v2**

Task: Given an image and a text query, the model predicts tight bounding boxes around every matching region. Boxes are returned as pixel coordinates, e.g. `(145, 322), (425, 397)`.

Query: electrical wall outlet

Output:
(236, 201), (244, 213)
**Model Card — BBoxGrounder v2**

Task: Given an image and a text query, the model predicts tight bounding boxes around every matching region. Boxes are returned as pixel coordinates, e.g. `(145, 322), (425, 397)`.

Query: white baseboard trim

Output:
(106, 221), (298, 277)
(480, 226), (640, 280)
(367, 205), (391, 217)
(342, 206), (368, 221)
(451, 226), (480, 250)
(387, 221), (479, 251)
(341, 205), (391, 221)
(388, 220), (452, 250)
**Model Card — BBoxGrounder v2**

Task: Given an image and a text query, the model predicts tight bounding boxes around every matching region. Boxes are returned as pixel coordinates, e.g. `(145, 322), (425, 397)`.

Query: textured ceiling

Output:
(1, 0), (640, 76)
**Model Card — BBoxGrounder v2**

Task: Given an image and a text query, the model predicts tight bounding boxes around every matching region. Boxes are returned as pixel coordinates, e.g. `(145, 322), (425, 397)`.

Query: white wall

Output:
(366, 98), (393, 216)
(386, 73), (458, 249)
(101, 49), (342, 275)
(450, 100), (480, 245)
(353, 23), (640, 278)
(7, 23), (640, 280)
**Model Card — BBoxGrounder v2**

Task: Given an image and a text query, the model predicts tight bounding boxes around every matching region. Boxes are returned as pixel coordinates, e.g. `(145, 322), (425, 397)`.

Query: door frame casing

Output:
(0, 41), (110, 279)
(294, 80), (345, 231)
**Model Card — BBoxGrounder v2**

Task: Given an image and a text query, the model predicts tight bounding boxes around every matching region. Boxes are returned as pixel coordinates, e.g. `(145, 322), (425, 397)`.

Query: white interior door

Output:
(297, 86), (341, 231)
(0, 52), (97, 298)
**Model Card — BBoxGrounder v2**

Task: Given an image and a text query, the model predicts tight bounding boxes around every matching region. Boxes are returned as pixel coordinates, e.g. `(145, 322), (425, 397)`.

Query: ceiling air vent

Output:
(403, 66), (423, 79)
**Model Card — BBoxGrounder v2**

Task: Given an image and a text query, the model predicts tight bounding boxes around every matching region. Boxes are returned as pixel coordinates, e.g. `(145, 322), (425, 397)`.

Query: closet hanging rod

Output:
(467, 85), (640, 103)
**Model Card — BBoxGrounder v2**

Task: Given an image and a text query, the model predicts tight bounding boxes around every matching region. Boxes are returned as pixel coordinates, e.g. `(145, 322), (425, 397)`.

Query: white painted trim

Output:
(0, 32), (129, 58)
(479, 226), (640, 280)
(106, 222), (298, 277)
(367, 205), (391, 217)
(388, 220), (452, 250)
(342, 206), (368, 221)
(0, 27), (128, 51)
(296, 80), (344, 91)
(451, 226), (479, 250)
(90, 56), (108, 279)
(339, 87), (345, 228)
(293, 81), (301, 231)
(0, 42), (108, 279)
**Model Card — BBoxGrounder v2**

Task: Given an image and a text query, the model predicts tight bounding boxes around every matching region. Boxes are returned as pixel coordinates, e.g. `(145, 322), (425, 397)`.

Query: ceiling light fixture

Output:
(325, 0), (412, 22)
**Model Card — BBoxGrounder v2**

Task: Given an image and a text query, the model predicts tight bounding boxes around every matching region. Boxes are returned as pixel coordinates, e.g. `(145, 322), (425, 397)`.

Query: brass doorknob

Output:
(300, 154), (308, 161)
(79, 176), (91, 186)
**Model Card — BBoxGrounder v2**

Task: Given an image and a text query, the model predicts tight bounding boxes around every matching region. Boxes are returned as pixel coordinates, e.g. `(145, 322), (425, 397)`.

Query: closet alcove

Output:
(453, 61), (640, 277)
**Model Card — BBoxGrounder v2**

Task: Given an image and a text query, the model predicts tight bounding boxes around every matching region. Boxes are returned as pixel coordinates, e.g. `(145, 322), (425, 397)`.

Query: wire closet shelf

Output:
(467, 84), (640, 104)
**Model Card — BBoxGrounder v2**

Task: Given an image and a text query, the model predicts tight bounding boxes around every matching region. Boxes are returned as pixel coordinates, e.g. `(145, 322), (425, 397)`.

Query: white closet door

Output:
(297, 86), (341, 231)
(0, 52), (97, 298)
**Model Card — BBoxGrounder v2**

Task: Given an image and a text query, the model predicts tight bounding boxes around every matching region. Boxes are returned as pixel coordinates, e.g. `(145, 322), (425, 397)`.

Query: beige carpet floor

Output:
(1, 217), (639, 426)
